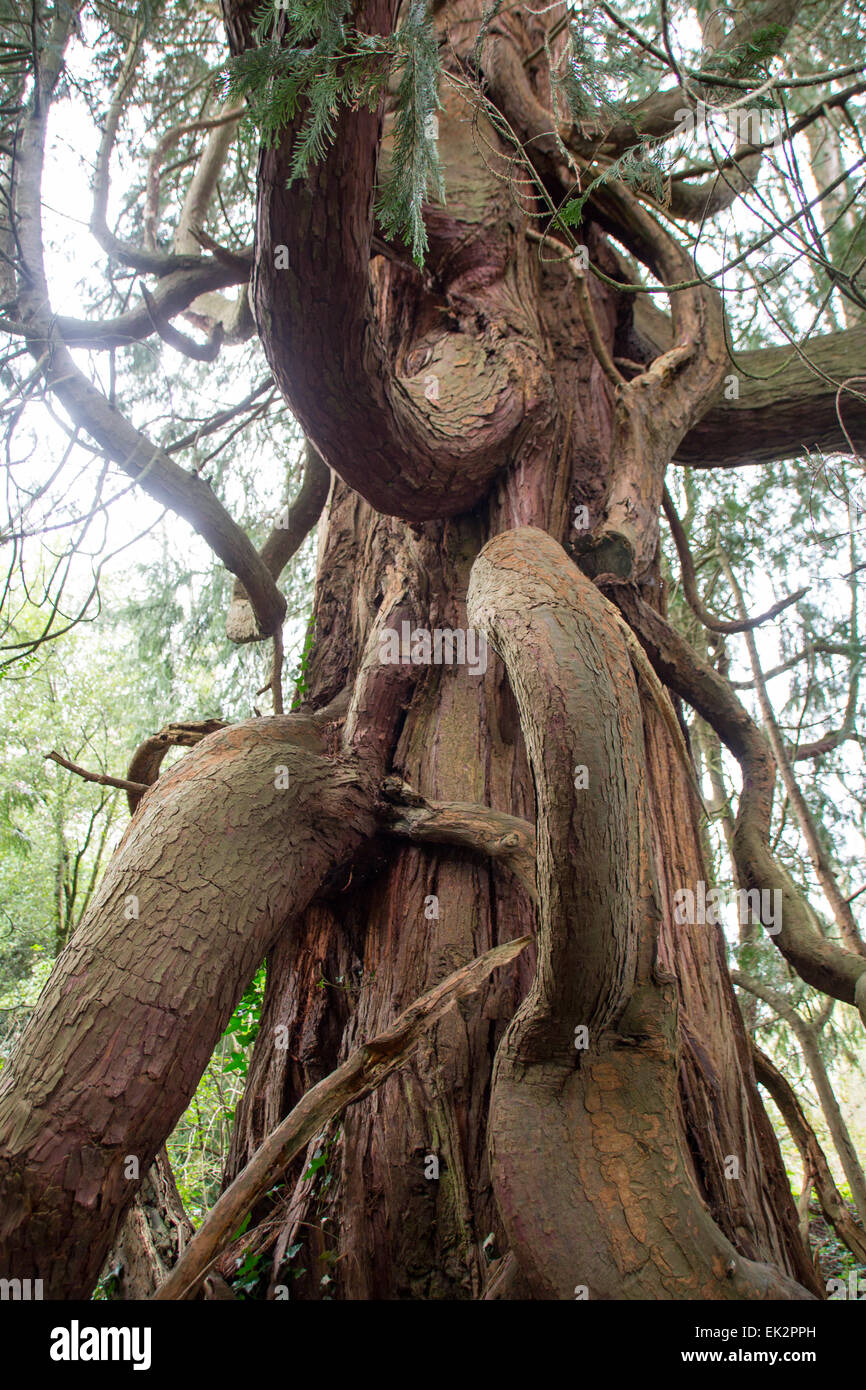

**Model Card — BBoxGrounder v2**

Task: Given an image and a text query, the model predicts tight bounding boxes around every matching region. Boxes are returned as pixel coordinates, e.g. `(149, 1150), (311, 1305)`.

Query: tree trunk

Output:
(213, 2), (818, 1295)
(0, 0), (828, 1300)
(221, 470), (819, 1298)
(102, 1147), (195, 1300)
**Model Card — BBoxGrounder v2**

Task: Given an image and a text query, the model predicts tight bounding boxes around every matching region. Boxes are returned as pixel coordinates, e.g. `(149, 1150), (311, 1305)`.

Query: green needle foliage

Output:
(225, 0), (443, 263)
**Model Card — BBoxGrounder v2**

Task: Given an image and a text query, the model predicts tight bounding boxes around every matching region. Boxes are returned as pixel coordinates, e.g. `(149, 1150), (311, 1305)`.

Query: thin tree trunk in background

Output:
(734, 971), (866, 1226)
(753, 1045), (866, 1266)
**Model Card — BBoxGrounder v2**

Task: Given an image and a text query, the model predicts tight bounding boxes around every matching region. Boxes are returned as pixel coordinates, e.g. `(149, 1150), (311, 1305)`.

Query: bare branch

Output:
(614, 587), (866, 1017)
(145, 108), (244, 252)
(45, 750), (148, 798)
(141, 285), (224, 362)
(381, 776), (537, 904)
(734, 970), (866, 1219)
(226, 440), (331, 644)
(677, 328), (866, 467)
(720, 549), (865, 958)
(126, 720), (229, 813)
(662, 485), (808, 631)
(12, 53), (284, 639)
(752, 1043), (866, 1265)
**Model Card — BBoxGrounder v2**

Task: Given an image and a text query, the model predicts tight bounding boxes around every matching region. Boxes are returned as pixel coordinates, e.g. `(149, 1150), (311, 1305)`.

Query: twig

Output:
(662, 486), (807, 632)
(46, 751), (148, 797)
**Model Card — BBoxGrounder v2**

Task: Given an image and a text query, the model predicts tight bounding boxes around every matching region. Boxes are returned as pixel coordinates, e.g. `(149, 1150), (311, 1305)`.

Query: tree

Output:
(1, 0), (865, 1300)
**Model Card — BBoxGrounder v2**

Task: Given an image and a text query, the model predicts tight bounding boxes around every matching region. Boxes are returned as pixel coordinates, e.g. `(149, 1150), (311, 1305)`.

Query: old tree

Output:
(1, 0), (866, 1300)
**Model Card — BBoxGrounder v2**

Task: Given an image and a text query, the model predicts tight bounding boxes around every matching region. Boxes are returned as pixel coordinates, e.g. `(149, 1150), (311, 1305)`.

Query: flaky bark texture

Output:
(213, 0), (818, 1302)
(0, 717), (378, 1296)
(104, 1147), (194, 1300)
(0, 0), (838, 1301)
(468, 529), (810, 1298)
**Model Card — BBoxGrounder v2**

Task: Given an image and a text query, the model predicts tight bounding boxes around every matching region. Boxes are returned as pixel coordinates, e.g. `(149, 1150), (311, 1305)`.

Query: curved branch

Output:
(734, 971), (866, 1220)
(125, 719), (229, 813)
(614, 588), (866, 1017)
(141, 285), (224, 361)
(89, 12), (202, 277)
(53, 258), (251, 351)
(667, 149), (763, 223)
(720, 549), (865, 958)
(13, 21), (284, 637)
(226, 440), (331, 644)
(752, 1043), (866, 1265)
(662, 486), (808, 632)
(467, 525), (813, 1299)
(251, 1), (551, 522)
(481, 26), (727, 579)
(145, 108), (244, 251)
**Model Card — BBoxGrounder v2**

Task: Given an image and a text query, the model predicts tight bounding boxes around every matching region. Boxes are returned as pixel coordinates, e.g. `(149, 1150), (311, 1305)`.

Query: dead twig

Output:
(46, 750), (148, 797)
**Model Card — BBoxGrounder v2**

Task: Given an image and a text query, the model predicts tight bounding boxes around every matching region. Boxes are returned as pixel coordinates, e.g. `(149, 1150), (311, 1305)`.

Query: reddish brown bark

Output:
(0, 0), (832, 1302)
(207, 2), (821, 1300)
(0, 716), (379, 1297)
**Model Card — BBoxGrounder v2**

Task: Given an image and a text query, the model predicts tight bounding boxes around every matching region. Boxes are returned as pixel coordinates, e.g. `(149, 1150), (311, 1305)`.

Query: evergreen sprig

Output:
(557, 142), (667, 232)
(375, 0), (444, 263)
(224, 0), (443, 264)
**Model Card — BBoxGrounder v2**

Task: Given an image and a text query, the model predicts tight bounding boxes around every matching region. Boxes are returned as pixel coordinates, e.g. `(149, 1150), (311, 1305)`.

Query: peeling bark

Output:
(467, 526), (816, 1299)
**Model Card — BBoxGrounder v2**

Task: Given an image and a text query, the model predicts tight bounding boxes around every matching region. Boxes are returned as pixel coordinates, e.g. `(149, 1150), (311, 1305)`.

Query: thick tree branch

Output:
(12, 26), (285, 638)
(125, 720), (229, 813)
(145, 108), (243, 252)
(667, 150), (763, 223)
(248, 0), (551, 522)
(141, 285), (224, 362)
(0, 715), (383, 1296)
(89, 11), (202, 278)
(55, 258), (250, 351)
(676, 328), (866, 467)
(14, 74), (281, 639)
(481, 27), (727, 579)
(466, 525), (814, 1299)
(0, 258), (252, 351)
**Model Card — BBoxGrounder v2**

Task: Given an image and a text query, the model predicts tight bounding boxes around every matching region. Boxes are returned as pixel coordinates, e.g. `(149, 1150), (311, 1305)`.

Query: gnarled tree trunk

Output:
(3, 0), (854, 1300)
